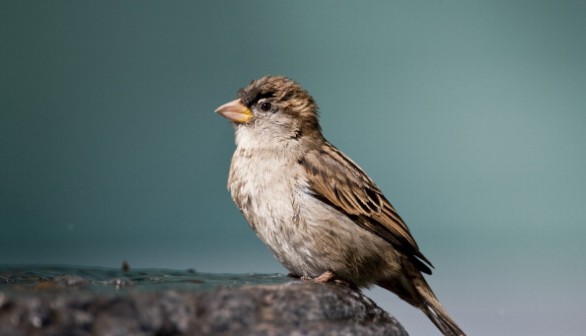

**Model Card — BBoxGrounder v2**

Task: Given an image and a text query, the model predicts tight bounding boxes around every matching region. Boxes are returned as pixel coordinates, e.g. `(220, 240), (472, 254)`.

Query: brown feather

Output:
(301, 141), (434, 274)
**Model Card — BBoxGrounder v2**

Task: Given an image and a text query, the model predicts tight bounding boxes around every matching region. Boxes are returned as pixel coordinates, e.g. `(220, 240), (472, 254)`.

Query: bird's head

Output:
(215, 76), (321, 141)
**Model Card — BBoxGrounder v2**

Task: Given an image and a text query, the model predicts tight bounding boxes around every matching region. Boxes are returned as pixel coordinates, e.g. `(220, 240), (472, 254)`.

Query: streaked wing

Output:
(300, 141), (433, 274)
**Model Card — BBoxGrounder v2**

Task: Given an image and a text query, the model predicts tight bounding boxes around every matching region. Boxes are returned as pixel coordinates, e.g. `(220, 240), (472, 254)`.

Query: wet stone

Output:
(0, 265), (407, 336)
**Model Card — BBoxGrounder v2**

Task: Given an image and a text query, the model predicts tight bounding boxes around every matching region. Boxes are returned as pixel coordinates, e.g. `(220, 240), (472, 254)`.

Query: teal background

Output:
(2, 1), (585, 335)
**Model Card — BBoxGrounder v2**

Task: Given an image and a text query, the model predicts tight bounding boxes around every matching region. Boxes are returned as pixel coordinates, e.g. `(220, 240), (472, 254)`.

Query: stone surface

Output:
(0, 266), (407, 336)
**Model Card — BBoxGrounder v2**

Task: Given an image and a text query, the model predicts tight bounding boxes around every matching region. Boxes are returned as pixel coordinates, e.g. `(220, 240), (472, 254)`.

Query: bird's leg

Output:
(300, 271), (358, 290)
(312, 271), (336, 283)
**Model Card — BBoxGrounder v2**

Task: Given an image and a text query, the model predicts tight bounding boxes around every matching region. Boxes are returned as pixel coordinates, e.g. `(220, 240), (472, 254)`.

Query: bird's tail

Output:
(418, 286), (466, 336)
(378, 276), (466, 336)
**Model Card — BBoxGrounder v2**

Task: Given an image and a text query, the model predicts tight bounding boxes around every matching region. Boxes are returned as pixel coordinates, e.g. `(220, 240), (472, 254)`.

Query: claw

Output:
(313, 271), (336, 283)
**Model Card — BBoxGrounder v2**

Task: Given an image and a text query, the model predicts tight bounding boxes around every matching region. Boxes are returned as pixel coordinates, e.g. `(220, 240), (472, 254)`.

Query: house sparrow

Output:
(215, 76), (466, 336)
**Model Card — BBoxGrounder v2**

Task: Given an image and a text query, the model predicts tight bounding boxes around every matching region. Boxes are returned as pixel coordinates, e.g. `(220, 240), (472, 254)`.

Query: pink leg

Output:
(313, 271), (336, 283)
(300, 271), (358, 289)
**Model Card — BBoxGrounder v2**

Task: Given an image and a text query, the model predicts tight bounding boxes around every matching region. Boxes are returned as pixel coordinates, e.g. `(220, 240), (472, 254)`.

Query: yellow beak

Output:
(215, 99), (253, 124)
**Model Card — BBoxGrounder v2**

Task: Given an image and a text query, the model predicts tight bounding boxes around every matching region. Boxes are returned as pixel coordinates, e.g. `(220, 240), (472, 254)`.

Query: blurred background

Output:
(1, 1), (585, 335)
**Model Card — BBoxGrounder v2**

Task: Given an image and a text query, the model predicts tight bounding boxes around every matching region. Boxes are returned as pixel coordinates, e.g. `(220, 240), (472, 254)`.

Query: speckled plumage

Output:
(216, 76), (466, 336)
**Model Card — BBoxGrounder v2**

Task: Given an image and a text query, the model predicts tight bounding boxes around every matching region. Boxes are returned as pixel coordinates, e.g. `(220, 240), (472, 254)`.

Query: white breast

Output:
(228, 126), (314, 272)
(227, 126), (397, 284)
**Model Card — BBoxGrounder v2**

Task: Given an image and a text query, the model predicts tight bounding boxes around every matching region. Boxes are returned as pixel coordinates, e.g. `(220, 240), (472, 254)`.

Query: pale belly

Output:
(228, 144), (400, 287)
(235, 182), (399, 286)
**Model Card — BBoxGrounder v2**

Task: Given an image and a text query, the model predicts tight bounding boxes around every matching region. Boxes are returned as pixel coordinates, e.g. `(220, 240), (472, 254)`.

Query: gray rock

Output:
(0, 268), (407, 336)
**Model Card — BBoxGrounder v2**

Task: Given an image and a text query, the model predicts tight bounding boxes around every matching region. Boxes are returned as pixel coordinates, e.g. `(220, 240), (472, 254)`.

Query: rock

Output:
(0, 267), (407, 336)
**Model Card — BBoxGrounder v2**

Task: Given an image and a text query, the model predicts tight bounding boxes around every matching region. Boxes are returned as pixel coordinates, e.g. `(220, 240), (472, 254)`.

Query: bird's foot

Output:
(312, 271), (336, 283)
(301, 271), (358, 289)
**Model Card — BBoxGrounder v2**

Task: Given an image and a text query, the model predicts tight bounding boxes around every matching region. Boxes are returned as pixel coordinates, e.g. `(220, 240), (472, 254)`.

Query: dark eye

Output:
(259, 101), (272, 112)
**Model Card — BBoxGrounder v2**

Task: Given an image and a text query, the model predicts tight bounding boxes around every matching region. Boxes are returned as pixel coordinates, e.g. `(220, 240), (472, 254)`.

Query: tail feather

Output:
(378, 276), (466, 336)
(414, 277), (466, 336)
(422, 300), (466, 336)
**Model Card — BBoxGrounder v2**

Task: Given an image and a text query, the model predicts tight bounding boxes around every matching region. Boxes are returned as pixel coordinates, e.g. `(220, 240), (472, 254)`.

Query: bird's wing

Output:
(300, 141), (433, 274)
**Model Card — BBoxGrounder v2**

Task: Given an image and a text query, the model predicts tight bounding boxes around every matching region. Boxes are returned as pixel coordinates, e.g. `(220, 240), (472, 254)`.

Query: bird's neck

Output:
(234, 125), (324, 153)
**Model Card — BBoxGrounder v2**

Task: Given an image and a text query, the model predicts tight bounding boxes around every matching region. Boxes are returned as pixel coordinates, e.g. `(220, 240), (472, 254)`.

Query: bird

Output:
(215, 75), (466, 336)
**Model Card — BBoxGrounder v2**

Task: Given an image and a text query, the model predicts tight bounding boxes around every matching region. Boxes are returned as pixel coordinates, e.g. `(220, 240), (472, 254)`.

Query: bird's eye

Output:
(259, 101), (272, 112)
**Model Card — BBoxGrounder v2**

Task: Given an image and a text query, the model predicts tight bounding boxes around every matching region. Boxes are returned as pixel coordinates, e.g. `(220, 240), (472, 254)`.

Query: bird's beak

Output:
(215, 99), (253, 124)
